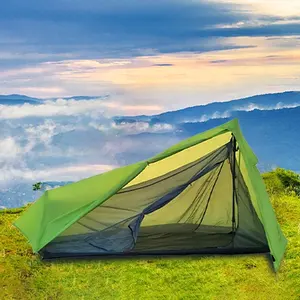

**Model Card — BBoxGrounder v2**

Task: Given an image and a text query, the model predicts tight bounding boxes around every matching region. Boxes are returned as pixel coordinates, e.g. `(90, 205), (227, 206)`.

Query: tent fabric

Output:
(14, 119), (287, 271)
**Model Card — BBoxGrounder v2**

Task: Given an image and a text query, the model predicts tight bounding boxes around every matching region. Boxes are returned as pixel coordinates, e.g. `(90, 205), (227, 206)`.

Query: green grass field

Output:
(1, 169), (300, 299)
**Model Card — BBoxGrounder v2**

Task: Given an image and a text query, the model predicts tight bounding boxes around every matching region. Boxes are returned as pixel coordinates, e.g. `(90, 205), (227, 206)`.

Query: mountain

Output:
(0, 94), (41, 105)
(154, 91), (300, 124)
(114, 91), (300, 124)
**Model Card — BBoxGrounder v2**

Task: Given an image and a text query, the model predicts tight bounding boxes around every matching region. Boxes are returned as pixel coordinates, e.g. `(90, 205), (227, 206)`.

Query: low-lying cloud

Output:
(90, 121), (174, 135)
(0, 97), (163, 119)
(0, 98), (175, 197)
(183, 111), (231, 123)
(182, 101), (300, 123)
(234, 101), (300, 112)
(0, 164), (116, 183)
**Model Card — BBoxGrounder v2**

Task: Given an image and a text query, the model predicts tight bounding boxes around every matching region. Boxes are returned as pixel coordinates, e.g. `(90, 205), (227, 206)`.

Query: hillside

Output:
(1, 169), (299, 300)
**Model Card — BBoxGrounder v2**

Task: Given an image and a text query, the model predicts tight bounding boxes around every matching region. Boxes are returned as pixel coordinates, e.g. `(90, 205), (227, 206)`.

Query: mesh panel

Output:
(141, 162), (228, 228)
(58, 143), (230, 238)
(231, 154), (269, 249)
(41, 139), (269, 258)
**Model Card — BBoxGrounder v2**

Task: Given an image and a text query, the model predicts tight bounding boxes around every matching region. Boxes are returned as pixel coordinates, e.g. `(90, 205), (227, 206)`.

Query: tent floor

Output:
(41, 223), (270, 259)
(134, 223), (233, 251)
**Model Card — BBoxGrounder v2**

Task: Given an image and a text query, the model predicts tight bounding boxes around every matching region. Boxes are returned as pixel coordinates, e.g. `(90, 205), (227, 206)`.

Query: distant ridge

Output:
(0, 94), (110, 105)
(114, 91), (300, 123)
(0, 94), (41, 105)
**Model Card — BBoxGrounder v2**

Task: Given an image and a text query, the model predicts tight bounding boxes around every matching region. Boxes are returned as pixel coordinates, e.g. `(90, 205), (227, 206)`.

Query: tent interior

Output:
(41, 134), (270, 259)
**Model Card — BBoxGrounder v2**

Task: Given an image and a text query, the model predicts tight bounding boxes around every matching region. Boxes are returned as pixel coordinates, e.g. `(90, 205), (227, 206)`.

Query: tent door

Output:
(86, 215), (141, 253)
(84, 141), (234, 254)
(127, 159), (228, 249)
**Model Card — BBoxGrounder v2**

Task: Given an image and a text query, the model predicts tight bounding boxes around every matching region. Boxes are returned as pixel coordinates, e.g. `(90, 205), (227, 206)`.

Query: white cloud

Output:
(183, 101), (300, 123)
(46, 59), (133, 69)
(0, 99), (106, 119)
(18, 87), (65, 95)
(184, 111), (231, 123)
(234, 101), (300, 112)
(0, 164), (116, 183)
(0, 137), (21, 162)
(90, 121), (174, 134)
(24, 120), (76, 149)
(0, 97), (163, 119)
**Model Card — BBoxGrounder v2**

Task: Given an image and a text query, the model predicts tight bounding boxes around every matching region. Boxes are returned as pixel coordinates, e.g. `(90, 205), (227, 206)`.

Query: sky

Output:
(0, 0), (300, 113)
(1, 0), (300, 207)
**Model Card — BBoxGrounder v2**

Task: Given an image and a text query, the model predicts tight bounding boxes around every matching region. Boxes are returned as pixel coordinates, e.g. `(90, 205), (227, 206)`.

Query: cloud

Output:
(90, 121), (174, 135)
(18, 87), (65, 95)
(234, 101), (300, 112)
(152, 64), (174, 67)
(23, 119), (78, 156)
(0, 164), (116, 183)
(0, 1), (299, 101)
(201, 22), (300, 38)
(0, 98), (163, 119)
(183, 111), (231, 123)
(0, 0), (299, 71)
(0, 137), (21, 162)
(182, 101), (300, 123)
(210, 60), (229, 64)
(0, 0), (254, 69)
(0, 99), (173, 194)
(208, 51), (300, 66)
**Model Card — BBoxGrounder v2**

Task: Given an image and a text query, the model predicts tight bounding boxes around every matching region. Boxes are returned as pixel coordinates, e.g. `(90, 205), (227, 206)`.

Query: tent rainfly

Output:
(14, 119), (287, 271)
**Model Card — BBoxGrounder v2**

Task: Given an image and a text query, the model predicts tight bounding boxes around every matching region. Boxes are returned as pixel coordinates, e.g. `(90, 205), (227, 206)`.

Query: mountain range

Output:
(0, 94), (41, 105)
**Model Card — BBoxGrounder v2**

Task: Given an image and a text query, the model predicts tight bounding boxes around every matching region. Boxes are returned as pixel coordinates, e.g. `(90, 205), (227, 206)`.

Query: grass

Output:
(1, 170), (300, 299)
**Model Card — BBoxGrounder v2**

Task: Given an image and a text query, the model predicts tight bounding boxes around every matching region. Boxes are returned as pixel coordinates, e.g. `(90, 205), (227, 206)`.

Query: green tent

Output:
(14, 119), (287, 270)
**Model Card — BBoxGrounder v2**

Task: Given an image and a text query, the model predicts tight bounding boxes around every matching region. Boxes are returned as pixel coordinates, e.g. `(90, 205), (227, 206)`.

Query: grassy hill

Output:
(1, 169), (299, 300)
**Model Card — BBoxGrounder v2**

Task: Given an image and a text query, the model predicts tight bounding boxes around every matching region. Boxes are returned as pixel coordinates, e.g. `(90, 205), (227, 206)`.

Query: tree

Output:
(32, 182), (43, 191)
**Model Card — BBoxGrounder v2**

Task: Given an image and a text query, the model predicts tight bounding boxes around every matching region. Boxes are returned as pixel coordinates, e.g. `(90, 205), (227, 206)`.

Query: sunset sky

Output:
(1, 0), (300, 113)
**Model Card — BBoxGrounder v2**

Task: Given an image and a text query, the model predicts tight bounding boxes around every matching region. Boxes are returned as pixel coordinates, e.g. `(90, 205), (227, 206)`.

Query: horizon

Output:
(1, 90), (300, 116)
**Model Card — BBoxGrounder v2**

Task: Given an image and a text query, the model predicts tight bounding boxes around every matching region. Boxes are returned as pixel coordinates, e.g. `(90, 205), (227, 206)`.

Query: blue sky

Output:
(0, 0), (299, 111)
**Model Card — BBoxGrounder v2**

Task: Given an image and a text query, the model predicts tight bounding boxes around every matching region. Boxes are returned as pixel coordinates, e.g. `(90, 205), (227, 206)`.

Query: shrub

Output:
(263, 168), (300, 196)
(32, 182), (42, 191)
